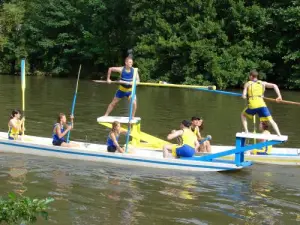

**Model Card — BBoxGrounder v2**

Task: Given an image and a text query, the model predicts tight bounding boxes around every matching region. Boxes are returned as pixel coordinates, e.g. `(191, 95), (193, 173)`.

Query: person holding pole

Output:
(104, 57), (140, 117)
(241, 70), (282, 136)
(8, 110), (25, 140)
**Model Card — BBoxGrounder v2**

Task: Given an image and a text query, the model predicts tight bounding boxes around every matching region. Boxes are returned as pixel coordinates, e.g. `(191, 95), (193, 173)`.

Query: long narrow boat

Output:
(0, 132), (252, 172)
(97, 116), (300, 166)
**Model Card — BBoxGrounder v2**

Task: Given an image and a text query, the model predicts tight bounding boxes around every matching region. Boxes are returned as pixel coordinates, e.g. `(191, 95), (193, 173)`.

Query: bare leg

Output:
(268, 119), (281, 136)
(204, 141), (211, 153)
(241, 113), (249, 133)
(163, 144), (174, 158)
(104, 97), (120, 116)
(132, 98), (137, 118)
(61, 142), (80, 148)
(128, 96), (137, 118)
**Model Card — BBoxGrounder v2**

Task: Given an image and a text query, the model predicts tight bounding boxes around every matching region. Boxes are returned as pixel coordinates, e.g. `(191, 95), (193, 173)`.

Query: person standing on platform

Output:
(104, 57), (140, 118)
(241, 70), (282, 136)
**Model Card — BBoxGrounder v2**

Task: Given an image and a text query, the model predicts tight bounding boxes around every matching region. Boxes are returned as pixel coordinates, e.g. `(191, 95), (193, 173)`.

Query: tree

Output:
(0, 193), (54, 225)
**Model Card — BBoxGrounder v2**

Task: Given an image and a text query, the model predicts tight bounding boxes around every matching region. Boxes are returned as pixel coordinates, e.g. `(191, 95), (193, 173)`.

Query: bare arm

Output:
(136, 69), (140, 84)
(263, 82), (282, 100)
(9, 119), (24, 131)
(110, 132), (123, 151)
(194, 139), (200, 150)
(242, 82), (249, 99)
(107, 67), (123, 82)
(55, 125), (71, 139)
(167, 130), (184, 140)
(8, 120), (19, 130)
(195, 126), (202, 140)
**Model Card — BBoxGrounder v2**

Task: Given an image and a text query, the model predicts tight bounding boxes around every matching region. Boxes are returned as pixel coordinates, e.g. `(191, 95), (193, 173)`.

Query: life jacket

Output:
(119, 67), (134, 92)
(247, 80), (266, 108)
(52, 123), (65, 142)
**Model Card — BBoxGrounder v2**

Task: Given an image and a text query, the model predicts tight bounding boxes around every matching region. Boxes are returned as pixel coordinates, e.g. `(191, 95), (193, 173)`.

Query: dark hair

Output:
(10, 109), (21, 119)
(181, 120), (191, 128)
(57, 113), (66, 123)
(199, 120), (204, 131)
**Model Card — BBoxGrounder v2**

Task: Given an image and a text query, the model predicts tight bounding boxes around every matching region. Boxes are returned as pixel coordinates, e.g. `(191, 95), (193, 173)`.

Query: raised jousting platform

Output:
(97, 116), (171, 149)
(189, 132), (288, 166)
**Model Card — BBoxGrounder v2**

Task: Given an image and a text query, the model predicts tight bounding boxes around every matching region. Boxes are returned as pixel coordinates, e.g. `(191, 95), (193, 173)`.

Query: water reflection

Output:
(7, 159), (28, 195)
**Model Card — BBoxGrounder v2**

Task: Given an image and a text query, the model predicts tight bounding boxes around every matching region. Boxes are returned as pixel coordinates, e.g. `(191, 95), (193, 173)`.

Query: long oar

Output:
(66, 64), (82, 143)
(196, 88), (300, 106)
(125, 68), (138, 153)
(92, 80), (215, 90)
(21, 59), (26, 137)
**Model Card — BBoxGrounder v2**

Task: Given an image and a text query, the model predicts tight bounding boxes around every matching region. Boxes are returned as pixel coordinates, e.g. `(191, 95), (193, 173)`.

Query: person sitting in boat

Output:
(52, 113), (79, 147)
(8, 109), (25, 140)
(107, 121), (127, 153)
(252, 121), (272, 155)
(190, 116), (211, 153)
(163, 120), (199, 158)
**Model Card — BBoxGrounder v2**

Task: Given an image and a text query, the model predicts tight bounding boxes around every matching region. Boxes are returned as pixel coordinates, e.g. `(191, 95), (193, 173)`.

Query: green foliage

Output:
(0, 193), (54, 225)
(0, 0), (299, 88)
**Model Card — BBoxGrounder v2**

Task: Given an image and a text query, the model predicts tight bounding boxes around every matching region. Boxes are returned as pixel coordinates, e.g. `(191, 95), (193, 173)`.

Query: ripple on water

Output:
(0, 153), (300, 224)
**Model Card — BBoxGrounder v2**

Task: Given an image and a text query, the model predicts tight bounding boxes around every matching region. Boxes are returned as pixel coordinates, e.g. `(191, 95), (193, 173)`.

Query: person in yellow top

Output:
(104, 57), (140, 118)
(8, 109), (25, 140)
(190, 116), (211, 153)
(241, 70), (282, 136)
(163, 120), (199, 158)
(252, 122), (272, 155)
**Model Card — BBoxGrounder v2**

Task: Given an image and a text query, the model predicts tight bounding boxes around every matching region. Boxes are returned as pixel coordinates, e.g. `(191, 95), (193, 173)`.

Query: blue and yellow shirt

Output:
(119, 67), (134, 92)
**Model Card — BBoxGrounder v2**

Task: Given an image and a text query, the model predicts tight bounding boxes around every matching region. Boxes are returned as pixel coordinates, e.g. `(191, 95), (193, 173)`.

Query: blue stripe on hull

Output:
(0, 141), (244, 171)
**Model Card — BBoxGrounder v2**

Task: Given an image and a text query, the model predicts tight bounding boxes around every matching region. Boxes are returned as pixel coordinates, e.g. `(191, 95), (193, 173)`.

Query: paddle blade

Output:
(21, 59), (26, 89)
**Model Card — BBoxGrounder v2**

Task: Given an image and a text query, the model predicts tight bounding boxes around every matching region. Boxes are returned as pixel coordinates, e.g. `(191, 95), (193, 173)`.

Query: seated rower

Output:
(163, 120), (199, 158)
(252, 122), (272, 155)
(107, 121), (127, 153)
(8, 109), (25, 140)
(52, 113), (79, 147)
(190, 116), (211, 153)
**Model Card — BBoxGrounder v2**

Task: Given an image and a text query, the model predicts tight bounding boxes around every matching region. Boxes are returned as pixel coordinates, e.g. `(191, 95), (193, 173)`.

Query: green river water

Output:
(0, 75), (300, 224)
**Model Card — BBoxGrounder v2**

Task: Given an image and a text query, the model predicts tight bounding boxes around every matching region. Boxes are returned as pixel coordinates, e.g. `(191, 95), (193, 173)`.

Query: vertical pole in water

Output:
(125, 68), (138, 153)
(66, 64), (82, 143)
(21, 59), (26, 137)
(253, 115), (256, 144)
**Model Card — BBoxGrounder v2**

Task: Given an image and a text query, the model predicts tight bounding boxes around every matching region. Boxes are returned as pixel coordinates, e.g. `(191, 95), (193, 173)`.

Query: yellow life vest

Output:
(190, 126), (201, 139)
(181, 128), (197, 148)
(247, 80), (266, 109)
(8, 120), (20, 139)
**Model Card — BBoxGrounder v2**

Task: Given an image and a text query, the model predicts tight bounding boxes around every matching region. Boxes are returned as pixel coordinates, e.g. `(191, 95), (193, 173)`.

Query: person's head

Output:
(10, 109), (21, 119)
(191, 116), (202, 127)
(180, 120), (191, 129)
(249, 70), (259, 81)
(191, 116), (204, 130)
(125, 57), (133, 68)
(259, 121), (269, 131)
(112, 121), (121, 133)
(57, 113), (66, 124)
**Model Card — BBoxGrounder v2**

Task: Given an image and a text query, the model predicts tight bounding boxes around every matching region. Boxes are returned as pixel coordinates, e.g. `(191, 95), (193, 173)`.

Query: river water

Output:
(0, 76), (300, 224)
